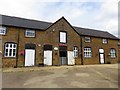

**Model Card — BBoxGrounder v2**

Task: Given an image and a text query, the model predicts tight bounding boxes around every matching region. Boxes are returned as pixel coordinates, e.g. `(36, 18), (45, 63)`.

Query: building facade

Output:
(0, 15), (119, 67)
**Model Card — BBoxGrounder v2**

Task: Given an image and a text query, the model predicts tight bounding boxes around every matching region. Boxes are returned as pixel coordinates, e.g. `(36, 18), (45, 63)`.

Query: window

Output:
(60, 32), (67, 43)
(4, 43), (17, 57)
(84, 47), (92, 58)
(85, 37), (91, 42)
(25, 29), (35, 37)
(0, 26), (6, 35)
(102, 39), (108, 44)
(73, 46), (78, 58)
(110, 49), (116, 58)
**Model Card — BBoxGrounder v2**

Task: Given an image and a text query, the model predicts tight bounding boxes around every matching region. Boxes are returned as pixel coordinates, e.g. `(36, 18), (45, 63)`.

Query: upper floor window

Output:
(60, 31), (67, 43)
(25, 29), (35, 37)
(102, 39), (108, 44)
(0, 26), (6, 35)
(4, 43), (17, 57)
(110, 48), (116, 58)
(85, 37), (91, 42)
(84, 47), (92, 58)
(73, 46), (78, 58)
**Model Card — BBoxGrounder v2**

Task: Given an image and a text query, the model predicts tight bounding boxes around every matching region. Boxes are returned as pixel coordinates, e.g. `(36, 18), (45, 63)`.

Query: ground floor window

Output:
(84, 47), (92, 58)
(73, 46), (78, 58)
(4, 43), (17, 57)
(110, 48), (116, 58)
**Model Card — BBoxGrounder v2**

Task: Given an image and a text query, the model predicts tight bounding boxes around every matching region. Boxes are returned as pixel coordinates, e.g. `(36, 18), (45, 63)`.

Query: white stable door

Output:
(44, 51), (52, 65)
(25, 49), (35, 66)
(68, 51), (75, 65)
(100, 54), (104, 64)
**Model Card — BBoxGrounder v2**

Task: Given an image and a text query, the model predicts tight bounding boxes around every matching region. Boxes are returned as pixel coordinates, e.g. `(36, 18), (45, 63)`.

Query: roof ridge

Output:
(1, 14), (109, 33)
(1, 14), (52, 24)
(1, 14), (119, 40)
(74, 26), (108, 33)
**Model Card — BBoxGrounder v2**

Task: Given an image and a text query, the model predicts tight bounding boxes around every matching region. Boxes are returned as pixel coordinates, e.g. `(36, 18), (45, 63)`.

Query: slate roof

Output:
(0, 14), (119, 40)
(74, 27), (118, 39)
(0, 15), (52, 30)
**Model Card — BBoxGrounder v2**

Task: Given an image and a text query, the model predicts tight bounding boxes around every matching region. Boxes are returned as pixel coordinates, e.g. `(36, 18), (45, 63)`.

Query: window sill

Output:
(3, 57), (16, 59)
(110, 57), (116, 59)
(25, 36), (36, 38)
(85, 41), (91, 43)
(84, 57), (92, 59)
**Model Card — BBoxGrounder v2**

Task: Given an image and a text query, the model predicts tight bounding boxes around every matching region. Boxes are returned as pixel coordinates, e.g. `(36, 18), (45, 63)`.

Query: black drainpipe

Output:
(80, 35), (83, 65)
(15, 29), (20, 68)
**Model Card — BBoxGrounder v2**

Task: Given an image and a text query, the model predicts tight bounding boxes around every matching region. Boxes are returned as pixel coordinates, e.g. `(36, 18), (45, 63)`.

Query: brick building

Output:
(0, 15), (119, 67)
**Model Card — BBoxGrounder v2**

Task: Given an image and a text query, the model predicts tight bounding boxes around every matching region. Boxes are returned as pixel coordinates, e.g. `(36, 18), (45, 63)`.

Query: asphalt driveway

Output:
(2, 64), (119, 88)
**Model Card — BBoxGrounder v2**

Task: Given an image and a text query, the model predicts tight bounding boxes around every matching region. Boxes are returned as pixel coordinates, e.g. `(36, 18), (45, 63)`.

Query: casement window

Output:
(25, 29), (35, 37)
(85, 37), (91, 42)
(4, 43), (17, 57)
(110, 49), (116, 58)
(0, 26), (6, 35)
(84, 47), (92, 58)
(73, 46), (78, 58)
(59, 31), (67, 43)
(102, 39), (108, 44)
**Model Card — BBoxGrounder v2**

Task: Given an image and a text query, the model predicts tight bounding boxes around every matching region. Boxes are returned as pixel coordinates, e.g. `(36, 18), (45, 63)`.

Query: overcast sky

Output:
(0, 0), (119, 37)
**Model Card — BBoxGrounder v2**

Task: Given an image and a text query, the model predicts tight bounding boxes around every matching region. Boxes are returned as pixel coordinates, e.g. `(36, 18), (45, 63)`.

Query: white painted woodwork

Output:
(25, 49), (35, 66)
(68, 51), (75, 65)
(44, 51), (52, 65)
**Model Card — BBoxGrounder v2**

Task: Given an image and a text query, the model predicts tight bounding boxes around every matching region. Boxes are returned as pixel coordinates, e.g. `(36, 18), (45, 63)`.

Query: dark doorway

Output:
(59, 46), (67, 65)
(25, 44), (36, 49)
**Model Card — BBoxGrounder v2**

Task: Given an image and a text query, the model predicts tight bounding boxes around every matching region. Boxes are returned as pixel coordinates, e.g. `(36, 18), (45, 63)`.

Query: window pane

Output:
(9, 49), (12, 56)
(5, 52), (8, 56)
(5, 49), (8, 56)
(85, 37), (91, 42)
(110, 49), (116, 58)
(26, 30), (35, 37)
(5, 49), (8, 53)
(13, 44), (16, 48)
(4, 43), (17, 57)
(6, 44), (8, 47)
(60, 32), (66, 43)
(10, 44), (12, 48)
(103, 39), (108, 44)
(84, 47), (92, 58)
(74, 47), (78, 57)
(13, 49), (16, 56)
(0, 27), (6, 35)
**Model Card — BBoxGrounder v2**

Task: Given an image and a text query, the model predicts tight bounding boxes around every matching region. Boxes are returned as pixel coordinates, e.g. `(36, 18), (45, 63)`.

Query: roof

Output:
(74, 27), (118, 39)
(0, 14), (119, 40)
(0, 15), (52, 30)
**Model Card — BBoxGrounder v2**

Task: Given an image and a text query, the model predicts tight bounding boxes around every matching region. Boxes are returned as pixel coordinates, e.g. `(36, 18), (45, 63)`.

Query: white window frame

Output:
(84, 47), (92, 58)
(102, 39), (108, 44)
(25, 29), (35, 37)
(0, 26), (6, 35)
(73, 47), (78, 58)
(4, 43), (17, 57)
(110, 49), (116, 58)
(85, 37), (91, 42)
(60, 32), (67, 43)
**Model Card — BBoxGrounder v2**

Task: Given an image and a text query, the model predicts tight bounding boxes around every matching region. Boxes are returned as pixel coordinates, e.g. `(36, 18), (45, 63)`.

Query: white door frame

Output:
(99, 49), (105, 64)
(44, 50), (52, 65)
(68, 51), (75, 65)
(25, 49), (35, 66)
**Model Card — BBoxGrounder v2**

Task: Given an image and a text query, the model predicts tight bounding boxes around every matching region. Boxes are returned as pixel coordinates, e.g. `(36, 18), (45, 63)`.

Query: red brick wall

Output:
(82, 36), (118, 65)
(1, 19), (119, 67)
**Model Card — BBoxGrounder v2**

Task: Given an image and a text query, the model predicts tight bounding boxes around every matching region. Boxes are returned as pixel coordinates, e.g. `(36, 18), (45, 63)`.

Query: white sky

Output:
(0, 0), (119, 37)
